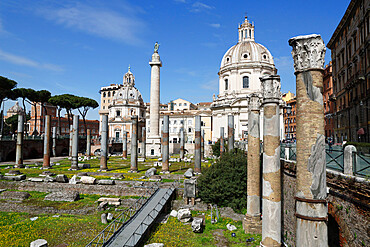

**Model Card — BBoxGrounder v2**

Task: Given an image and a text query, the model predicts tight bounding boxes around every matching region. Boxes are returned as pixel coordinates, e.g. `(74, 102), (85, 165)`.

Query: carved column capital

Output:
(260, 75), (281, 103)
(289, 34), (326, 73)
(248, 93), (261, 111)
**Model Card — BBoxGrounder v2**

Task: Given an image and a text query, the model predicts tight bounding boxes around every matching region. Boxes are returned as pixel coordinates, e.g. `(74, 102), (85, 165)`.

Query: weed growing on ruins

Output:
(197, 149), (247, 212)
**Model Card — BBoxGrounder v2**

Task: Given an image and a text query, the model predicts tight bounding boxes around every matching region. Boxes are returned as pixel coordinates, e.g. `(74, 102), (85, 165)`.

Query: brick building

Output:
(283, 97), (297, 142)
(323, 62), (335, 139)
(327, 0), (370, 143)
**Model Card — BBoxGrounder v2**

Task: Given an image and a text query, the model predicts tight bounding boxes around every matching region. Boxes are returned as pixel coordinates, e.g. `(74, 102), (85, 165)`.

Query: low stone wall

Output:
(0, 181), (149, 197)
(281, 159), (370, 247)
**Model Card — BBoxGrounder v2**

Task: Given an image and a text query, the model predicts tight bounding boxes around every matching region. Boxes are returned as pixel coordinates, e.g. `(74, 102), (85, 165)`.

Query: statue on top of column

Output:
(154, 42), (160, 53)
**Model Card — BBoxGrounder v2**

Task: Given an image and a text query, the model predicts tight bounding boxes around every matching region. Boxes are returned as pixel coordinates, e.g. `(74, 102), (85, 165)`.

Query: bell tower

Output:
(238, 15), (255, 42)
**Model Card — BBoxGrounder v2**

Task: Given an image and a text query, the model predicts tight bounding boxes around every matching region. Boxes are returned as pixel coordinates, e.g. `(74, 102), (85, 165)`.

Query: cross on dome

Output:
(238, 15), (255, 42)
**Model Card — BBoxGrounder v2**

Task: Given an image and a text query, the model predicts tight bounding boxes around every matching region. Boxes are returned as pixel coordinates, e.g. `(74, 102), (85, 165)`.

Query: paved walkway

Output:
(107, 187), (175, 247)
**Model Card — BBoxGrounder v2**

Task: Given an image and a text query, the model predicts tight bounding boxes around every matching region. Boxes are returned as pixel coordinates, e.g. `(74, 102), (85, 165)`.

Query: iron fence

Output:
(354, 152), (370, 177)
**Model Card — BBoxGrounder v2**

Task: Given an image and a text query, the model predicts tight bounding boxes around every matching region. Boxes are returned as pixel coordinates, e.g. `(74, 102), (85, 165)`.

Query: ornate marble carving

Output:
(248, 93), (261, 111)
(307, 134), (327, 199)
(289, 34), (326, 72)
(261, 75), (281, 100)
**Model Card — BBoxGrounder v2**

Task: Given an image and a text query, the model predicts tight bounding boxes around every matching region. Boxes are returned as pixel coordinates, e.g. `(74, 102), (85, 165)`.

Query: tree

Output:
(25, 89), (39, 135)
(75, 96), (99, 135)
(0, 76), (17, 136)
(211, 138), (228, 157)
(38, 90), (51, 115)
(197, 149), (247, 211)
(50, 94), (78, 128)
(49, 95), (64, 135)
(5, 113), (31, 134)
(13, 88), (32, 135)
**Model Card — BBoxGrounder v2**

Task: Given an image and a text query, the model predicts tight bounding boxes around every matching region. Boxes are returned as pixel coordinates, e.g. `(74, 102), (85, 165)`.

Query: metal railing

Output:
(86, 182), (159, 247)
(354, 152), (370, 176)
(326, 149), (344, 172)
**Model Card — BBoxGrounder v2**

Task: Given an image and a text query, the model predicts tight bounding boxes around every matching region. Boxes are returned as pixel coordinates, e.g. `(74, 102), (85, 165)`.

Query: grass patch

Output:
(143, 210), (261, 247)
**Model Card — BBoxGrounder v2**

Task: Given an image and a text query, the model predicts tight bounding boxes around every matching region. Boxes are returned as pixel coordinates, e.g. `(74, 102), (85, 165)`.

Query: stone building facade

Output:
(323, 62), (335, 139)
(283, 97), (297, 141)
(327, 0), (370, 143)
(99, 68), (146, 141)
(211, 16), (284, 142)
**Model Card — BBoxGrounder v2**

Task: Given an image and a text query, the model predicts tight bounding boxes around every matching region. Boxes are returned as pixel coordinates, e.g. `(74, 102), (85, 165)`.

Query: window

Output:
(108, 92), (111, 97)
(173, 138), (177, 143)
(188, 128), (192, 133)
(116, 110), (121, 117)
(179, 103), (182, 106)
(225, 79), (228, 90)
(243, 76), (249, 88)
(243, 54), (248, 59)
(180, 120), (184, 124)
(184, 103), (187, 106)
(188, 120), (192, 125)
(174, 120), (177, 124)
(103, 92), (106, 97)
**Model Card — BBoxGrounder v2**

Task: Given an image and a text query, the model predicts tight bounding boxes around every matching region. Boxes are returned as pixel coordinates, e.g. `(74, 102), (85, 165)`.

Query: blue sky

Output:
(0, 0), (349, 120)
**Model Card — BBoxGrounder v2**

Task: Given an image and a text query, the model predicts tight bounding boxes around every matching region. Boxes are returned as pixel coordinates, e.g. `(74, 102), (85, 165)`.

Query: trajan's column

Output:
(147, 42), (162, 157)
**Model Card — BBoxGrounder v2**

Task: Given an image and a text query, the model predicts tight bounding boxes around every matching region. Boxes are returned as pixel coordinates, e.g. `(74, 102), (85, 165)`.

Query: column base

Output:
(14, 164), (25, 168)
(243, 215), (262, 234)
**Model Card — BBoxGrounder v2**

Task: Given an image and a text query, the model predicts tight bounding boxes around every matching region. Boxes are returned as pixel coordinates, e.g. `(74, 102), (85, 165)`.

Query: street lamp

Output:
(285, 104), (292, 142)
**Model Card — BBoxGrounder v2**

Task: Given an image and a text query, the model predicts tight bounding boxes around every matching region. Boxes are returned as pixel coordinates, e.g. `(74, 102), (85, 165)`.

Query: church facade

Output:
(211, 16), (284, 142)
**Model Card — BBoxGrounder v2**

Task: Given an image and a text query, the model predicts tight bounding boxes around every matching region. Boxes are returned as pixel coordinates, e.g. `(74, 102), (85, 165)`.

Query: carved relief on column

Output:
(248, 93), (261, 111)
(261, 75), (281, 102)
(288, 34), (326, 73)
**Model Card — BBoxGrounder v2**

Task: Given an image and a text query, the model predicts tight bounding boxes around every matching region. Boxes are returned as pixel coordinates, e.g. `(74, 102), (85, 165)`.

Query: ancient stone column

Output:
(122, 131), (127, 159)
(289, 34), (327, 247)
(244, 94), (262, 234)
(71, 115), (79, 170)
(228, 115), (234, 151)
(260, 75), (282, 247)
(180, 127), (185, 159)
(52, 126), (56, 157)
(201, 129), (205, 159)
(100, 114), (108, 170)
(130, 116), (138, 172)
(220, 127), (225, 156)
(15, 114), (24, 168)
(86, 129), (91, 159)
(142, 127), (146, 159)
(69, 124), (73, 157)
(43, 115), (51, 168)
(162, 115), (170, 173)
(194, 115), (201, 173)
(147, 46), (162, 156)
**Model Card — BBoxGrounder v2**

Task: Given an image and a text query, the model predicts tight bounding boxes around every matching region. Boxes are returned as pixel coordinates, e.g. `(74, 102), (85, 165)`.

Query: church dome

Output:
(220, 16), (274, 69)
(111, 67), (143, 105)
(7, 102), (24, 114)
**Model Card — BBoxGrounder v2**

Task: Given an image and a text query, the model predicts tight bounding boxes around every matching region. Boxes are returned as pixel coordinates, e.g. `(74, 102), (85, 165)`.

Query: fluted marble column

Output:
(244, 94), (262, 234)
(15, 114), (24, 168)
(100, 114), (108, 170)
(43, 115), (51, 168)
(71, 115), (79, 170)
(289, 34), (327, 247)
(261, 75), (281, 247)
(147, 45), (162, 157)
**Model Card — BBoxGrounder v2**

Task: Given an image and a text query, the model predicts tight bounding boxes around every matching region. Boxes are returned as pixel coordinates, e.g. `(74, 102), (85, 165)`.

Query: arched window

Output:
(225, 79), (229, 90)
(243, 76), (249, 88)
(103, 92), (106, 97)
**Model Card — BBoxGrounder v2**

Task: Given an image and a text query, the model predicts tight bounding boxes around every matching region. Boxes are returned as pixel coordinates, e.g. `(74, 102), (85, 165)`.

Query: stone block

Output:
(107, 213), (113, 221)
(101, 213), (108, 224)
(44, 175), (55, 183)
(78, 163), (91, 169)
(7, 170), (22, 175)
(77, 172), (88, 177)
(145, 168), (157, 178)
(170, 210), (178, 217)
(111, 174), (124, 179)
(55, 174), (69, 183)
(0, 191), (30, 200)
(80, 176), (96, 184)
(177, 208), (192, 222)
(184, 168), (194, 178)
(108, 201), (121, 206)
(144, 244), (164, 247)
(4, 174), (26, 181)
(138, 158), (145, 162)
(28, 178), (44, 182)
(184, 179), (196, 198)
(30, 239), (48, 247)
(42, 171), (55, 176)
(192, 217), (204, 233)
(98, 197), (121, 202)
(98, 180), (115, 185)
(44, 192), (79, 202)
(149, 175), (162, 182)
(69, 175), (78, 184)
(226, 223), (237, 231)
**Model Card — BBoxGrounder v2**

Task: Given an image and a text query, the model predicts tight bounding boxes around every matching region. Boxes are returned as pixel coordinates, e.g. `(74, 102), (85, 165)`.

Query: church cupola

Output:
(123, 65), (135, 87)
(238, 15), (255, 42)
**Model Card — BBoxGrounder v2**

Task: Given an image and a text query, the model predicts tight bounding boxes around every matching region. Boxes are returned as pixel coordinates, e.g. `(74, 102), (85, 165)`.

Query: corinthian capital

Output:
(260, 75), (281, 102)
(289, 34), (326, 72)
(248, 93), (261, 111)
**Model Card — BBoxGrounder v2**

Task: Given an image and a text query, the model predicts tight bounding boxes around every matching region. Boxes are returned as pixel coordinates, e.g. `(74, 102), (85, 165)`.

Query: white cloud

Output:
(209, 23), (220, 28)
(191, 2), (214, 12)
(0, 49), (63, 72)
(201, 78), (218, 91)
(174, 0), (187, 3)
(38, 3), (145, 45)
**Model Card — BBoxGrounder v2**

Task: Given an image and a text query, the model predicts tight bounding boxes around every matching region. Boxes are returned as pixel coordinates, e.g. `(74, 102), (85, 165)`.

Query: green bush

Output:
(198, 149), (247, 211)
(211, 139), (228, 157)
